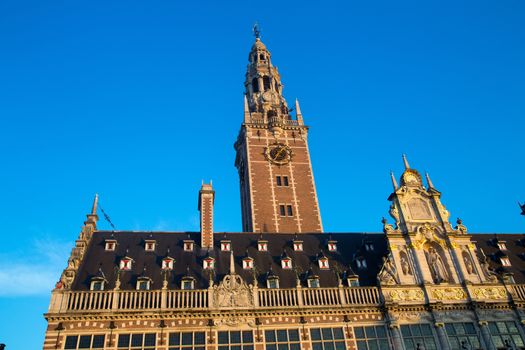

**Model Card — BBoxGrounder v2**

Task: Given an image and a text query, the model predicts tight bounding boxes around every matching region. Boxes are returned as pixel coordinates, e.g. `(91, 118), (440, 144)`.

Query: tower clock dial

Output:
(265, 143), (292, 165)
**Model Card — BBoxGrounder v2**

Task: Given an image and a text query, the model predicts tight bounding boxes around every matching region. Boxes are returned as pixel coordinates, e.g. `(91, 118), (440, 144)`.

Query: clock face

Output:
(403, 171), (420, 185)
(266, 144), (292, 165)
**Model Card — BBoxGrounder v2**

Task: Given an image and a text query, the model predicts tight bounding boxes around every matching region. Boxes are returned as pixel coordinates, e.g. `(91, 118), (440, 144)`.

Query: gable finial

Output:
(425, 172), (435, 189)
(91, 194), (99, 215)
(390, 171), (398, 190)
(253, 22), (261, 39)
(402, 154), (410, 170)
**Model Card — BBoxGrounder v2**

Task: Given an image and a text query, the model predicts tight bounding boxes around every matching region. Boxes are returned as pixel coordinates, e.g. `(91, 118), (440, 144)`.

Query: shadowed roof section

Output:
(72, 231), (388, 291)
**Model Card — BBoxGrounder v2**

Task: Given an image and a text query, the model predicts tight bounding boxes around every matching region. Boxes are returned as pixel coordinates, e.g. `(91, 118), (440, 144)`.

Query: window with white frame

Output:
(243, 258), (254, 269)
(162, 258), (174, 270)
(105, 240), (116, 251)
(136, 279), (151, 290)
(327, 241), (337, 252)
(181, 277), (195, 290)
(65, 335), (105, 349)
(90, 278), (105, 291)
(145, 240), (156, 252)
(183, 240), (194, 252)
(220, 241), (231, 252)
(169, 331), (205, 350)
(318, 257), (329, 270)
(293, 241), (303, 251)
(501, 257), (511, 266)
(497, 242), (507, 251)
(348, 277), (360, 287)
(308, 277), (320, 288)
(117, 333), (156, 350)
(281, 258), (292, 269)
(203, 257), (215, 270)
(265, 329), (300, 350)
(120, 258), (133, 271)
(258, 241), (268, 252)
(267, 276), (279, 289)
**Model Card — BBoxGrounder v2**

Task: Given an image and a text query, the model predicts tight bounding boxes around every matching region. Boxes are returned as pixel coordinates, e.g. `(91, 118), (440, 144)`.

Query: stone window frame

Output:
(145, 240), (156, 252)
(267, 276), (280, 289)
(353, 325), (389, 350)
(309, 327), (346, 350)
(120, 258), (133, 271)
(243, 257), (254, 269)
(318, 257), (329, 270)
(307, 276), (320, 288)
(264, 329), (301, 350)
(162, 258), (175, 271)
(90, 278), (105, 291)
(327, 241), (337, 252)
(293, 241), (303, 252)
(217, 330), (254, 350)
(444, 322), (482, 350)
(488, 321), (525, 349)
(136, 279), (151, 291)
(501, 257), (511, 267)
(281, 258), (293, 269)
(117, 333), (156, 349)
(220, 241), (232, 252)
(258, 241), (268, 252)
(400, 323), (438, 350)
(105, 240), (117, 251)
(183, 240), (195, 252)
(168, 331), (206, 350)
(64, 334), (105, 349)
(181, 277), (195, 290)
(203, 257), (216, 270)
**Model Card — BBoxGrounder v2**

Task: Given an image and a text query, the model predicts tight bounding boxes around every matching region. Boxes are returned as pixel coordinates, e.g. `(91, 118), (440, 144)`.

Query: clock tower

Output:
(234, 34), (323, 233)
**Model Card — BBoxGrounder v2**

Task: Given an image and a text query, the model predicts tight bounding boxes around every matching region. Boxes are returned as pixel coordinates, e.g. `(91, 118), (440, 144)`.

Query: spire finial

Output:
(253, 22), (261, 39)
(425, 172), (435, 189)
(390, 171), (398, 190)
(402, 154), (410, 169)
(91, 194), (99, 215)
(230, 250), (235, 275)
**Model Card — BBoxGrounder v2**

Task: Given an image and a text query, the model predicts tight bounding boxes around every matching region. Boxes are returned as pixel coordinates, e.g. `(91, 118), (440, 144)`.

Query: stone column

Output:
(389, 324), (405, 350)
(478, 321), (496, 350)
(434, 323), (451, 350)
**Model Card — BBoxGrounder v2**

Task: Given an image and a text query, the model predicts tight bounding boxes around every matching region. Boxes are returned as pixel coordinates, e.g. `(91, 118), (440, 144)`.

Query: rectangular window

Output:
(489, 321), (525, 349)
(169, 332), (206, 350)
(287, 205), (293, 216)
(354, 326), (389, 350)
(283, 176), (289, 186)
(279, 205), (286, 216)
(64, 335), (105, 349)
(265, 329), (301, 350)
(445, 322), (481, 350)
(117, 333), (156, 349)
(276, 176), (282, 186)
(400, 324), (437, 350)
(218, 331), (254, 350)
(310, 327), (346, 350)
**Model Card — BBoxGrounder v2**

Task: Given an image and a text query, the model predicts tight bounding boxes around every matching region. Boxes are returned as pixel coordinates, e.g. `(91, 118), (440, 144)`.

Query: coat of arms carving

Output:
(213, 274), (254, 308)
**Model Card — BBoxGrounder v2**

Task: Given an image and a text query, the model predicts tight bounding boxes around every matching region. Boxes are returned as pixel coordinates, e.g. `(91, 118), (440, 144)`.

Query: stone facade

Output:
(43, 35), (525, 350)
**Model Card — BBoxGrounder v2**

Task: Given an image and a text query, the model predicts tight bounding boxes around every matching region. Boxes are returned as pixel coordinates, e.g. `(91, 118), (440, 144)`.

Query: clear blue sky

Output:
(1, 0), (524, 348)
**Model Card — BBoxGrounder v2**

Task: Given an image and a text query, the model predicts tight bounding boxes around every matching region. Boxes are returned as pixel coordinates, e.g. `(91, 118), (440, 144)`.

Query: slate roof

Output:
(72, 231), (388, 291)
(72, 231), (525, 291)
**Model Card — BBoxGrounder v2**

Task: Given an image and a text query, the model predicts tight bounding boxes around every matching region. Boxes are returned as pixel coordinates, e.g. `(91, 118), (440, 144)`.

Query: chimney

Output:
(199, 181), (215, 249)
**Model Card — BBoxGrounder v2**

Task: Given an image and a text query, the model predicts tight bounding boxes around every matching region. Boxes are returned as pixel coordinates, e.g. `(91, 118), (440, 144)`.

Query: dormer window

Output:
(267, 276), (279, 289)
(136, 278), (151, 291)
(293, 240), (303, 252)
(120, 257), (133, 271)
(308, 276), (320, 288)
(497, 242), (507, 251)
(258, 240), (268, 252)
(356, 257), (367, 269)
(364, 242), (374, 252)
(145, 240), (156, 252)
(181, 276), (195, 290)
(243, 257), (254, 269)
(90, 277), (106, 291)
(281, 257), (292, 269)
(184, 240), (195, 252)
(105, 239), (117, 251)
(220, 240), (231, 252)
(327, 241), (337, 252)
(318, 257), (329, 270)
(203, 257), (215, 270)
(162, 257), (175, 270)
(501, 256), (511, 267)
(347, 276), (360, 287)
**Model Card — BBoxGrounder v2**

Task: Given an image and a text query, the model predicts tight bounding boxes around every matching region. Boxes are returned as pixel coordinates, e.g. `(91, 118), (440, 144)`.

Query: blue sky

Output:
(1, 0), (524, 348)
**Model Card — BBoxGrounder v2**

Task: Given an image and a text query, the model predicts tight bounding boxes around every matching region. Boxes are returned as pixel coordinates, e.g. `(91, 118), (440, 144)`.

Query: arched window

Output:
(263, 76), (271, 91)
(252, 78), (259, 93)
(260, 54), (265, 61)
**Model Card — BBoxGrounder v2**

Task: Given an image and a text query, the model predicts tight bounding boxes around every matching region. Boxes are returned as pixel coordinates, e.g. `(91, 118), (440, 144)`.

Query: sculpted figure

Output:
(464, 254), (474, 274)
(427, 247), (448, 283)
(400, 255), (412, 275)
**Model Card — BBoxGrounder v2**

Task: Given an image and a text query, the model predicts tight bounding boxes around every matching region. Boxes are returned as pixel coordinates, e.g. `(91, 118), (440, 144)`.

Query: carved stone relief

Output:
(407, 198), (433, 220)
(430, 287), (467, 301)
(213, 274), (254, 308)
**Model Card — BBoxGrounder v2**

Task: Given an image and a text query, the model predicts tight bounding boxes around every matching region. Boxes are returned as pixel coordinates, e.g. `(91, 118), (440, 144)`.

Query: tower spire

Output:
(402, 154), (410, 169)
(390, 172), (399, 190)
